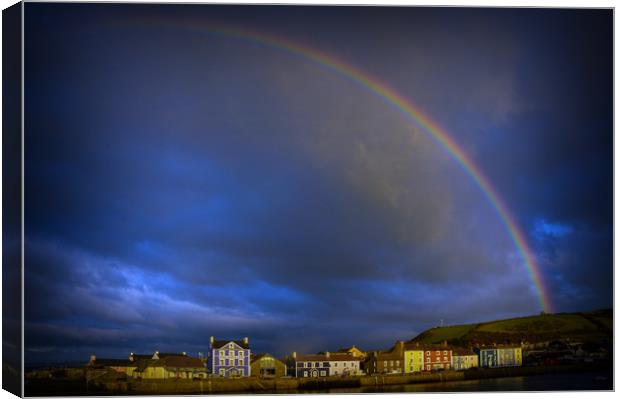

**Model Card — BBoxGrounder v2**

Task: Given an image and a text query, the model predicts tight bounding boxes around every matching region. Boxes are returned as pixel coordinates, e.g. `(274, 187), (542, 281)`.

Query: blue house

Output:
(209, 337), (251, 377)
(475, 346), (522, 368)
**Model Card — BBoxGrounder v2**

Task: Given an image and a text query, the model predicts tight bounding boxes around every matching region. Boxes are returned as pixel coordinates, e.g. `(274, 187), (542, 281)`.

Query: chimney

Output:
(244, 337), (248, 345)
(443, 340), (448, 347)
(210, 336), (214, 344)
(129, 352), (134, 362)
(89, 354), (96, 363)
(292, 352), (297, 358)
(326, 351), (330, 358)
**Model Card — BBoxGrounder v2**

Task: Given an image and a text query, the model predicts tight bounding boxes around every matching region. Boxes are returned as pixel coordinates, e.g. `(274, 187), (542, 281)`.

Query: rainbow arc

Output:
(173, 22), (552, 313)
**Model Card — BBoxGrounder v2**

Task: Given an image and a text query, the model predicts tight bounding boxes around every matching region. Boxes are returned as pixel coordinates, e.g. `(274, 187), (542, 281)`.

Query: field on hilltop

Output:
(409, 309), (612, 347)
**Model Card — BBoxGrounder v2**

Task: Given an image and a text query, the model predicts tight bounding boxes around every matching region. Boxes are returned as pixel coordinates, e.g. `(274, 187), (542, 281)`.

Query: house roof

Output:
(159, 356), (204, 368)
(212, 340), (249, 349)
(451, 348), (476, 356)
(90, 358), (130, 367)
(135, 356), (205, 371)
(403, 342), (451, 352)
(337, 345), (364, 352)
(477, 345), (522, 350)
(295, 353), (359, 362)
(250, 353), (285, 365)
(129, 354), (152, 361)
(153, 352), (187, 359)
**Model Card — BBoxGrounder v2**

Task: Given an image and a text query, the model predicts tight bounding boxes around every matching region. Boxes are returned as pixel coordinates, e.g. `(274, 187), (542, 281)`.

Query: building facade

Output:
(250, 353), (287, 378)
(131, 353), (207, 379)
(363, 341), (405, 375)
(209, 337), (251, 377)
(451, 349), (479, 370)
(421, 346), (452, 371)
(475, 346), (522, 368)
(404, 349), (424, 373)
(294, 354), (330, 378)
(294, 352), (360, 377)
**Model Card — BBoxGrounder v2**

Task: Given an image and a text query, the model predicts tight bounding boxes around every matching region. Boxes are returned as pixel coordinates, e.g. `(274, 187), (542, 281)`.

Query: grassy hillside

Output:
(409, 309), (612, 346)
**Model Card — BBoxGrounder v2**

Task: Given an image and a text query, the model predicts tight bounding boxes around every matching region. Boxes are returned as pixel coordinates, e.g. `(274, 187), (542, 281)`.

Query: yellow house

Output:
(404, 349), (424, 373)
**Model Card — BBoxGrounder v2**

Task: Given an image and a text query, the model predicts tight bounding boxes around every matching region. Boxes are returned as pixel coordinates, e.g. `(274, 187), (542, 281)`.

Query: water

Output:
(25, 370), (613, 396)
(299, 370), (614, 393)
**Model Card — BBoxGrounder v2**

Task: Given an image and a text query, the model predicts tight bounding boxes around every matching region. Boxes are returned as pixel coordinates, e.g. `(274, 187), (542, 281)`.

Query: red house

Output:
(421, 344), (452, 371)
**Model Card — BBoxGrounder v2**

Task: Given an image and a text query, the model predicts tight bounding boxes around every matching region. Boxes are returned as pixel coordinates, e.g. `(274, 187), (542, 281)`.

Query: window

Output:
(220, 359), (224, 366)
(220, 350), (224, 356)
(315, 362), (320, 368)
(229, 344), (234, 349)
(436, 357), (440, 361)
(444, 351), (447, 355)
(426, 365), (430, 371)
(307, 362), (312, 368)
(320, 371), (326, 376)
(395, 361), (400, 366)
(426, 358), (430, 363)
(323, 362), (329, 367)
(426, 351), (430, 356)
(436, 351), (440, 355)
(239, 359), (244, 366)
(444, 357), (447, 361)
(304, 371), (308, 377)
(389, 360), (393, 367)
(383, 361), (387, 366)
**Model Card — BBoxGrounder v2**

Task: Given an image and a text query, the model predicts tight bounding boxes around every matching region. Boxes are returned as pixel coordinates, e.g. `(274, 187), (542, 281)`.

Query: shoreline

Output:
(25, 362), (612, 395)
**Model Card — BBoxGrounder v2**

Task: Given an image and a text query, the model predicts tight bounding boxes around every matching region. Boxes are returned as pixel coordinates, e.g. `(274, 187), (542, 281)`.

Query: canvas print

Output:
(1, 1), (614, 396)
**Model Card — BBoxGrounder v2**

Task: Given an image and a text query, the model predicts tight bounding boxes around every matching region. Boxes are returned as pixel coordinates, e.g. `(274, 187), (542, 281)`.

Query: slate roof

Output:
(211, 339), (249, 349)
(451, 348), (476, 356)
(295, 353), (358, 362)
(159, 355), (204, 368)
(403, 342), (451, 352)
(90, 358), (130, 368)
(477, 345), (522, 350)
(134, 356), (205, 371)
(129, 354), (152, 360)
(153, 352), (187, 359)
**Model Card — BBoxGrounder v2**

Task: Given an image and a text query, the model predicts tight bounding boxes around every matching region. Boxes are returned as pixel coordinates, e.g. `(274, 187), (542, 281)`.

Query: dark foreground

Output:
(315, 370), (613, 393)
(26, 363), (613, 396)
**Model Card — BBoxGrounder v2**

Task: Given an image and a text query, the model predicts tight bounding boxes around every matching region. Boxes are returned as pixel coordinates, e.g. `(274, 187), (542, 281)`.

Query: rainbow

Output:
(167, 21), (552, 313)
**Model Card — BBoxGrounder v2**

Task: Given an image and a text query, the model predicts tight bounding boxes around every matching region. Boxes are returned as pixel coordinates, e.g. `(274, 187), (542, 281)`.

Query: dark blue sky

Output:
(23, 4), (612, 364)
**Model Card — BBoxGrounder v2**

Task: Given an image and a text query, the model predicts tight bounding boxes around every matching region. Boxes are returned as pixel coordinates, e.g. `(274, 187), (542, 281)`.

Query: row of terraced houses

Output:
(86, 337), (522, 380)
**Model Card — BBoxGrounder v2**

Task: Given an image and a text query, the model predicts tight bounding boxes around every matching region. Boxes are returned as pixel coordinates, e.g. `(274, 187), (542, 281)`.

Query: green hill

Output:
(409, 309), (612, 347)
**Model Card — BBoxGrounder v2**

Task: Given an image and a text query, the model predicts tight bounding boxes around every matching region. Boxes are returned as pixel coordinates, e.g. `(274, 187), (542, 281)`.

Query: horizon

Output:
(23, 307), (612, 366)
